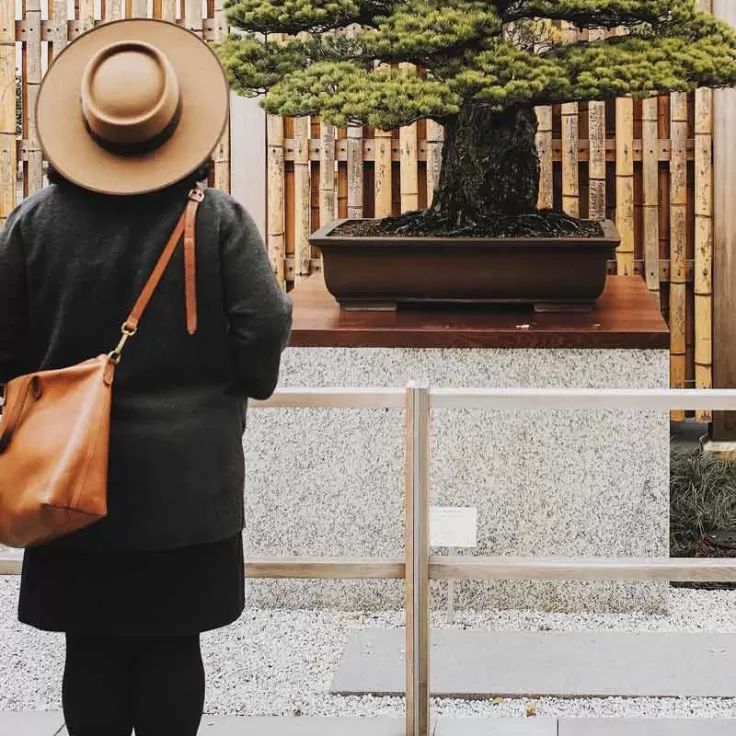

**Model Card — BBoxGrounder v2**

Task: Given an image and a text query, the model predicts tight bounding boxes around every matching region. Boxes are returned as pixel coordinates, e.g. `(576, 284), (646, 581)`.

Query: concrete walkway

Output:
(3, 713), (736, 735)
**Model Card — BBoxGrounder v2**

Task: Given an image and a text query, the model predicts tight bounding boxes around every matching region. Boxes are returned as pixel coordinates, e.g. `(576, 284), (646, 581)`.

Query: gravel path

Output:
(3, 580), (736, 719)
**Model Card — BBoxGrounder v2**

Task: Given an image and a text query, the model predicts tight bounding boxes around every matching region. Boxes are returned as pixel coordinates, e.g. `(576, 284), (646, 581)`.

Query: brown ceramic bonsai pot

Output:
(310, 219), (620, 312)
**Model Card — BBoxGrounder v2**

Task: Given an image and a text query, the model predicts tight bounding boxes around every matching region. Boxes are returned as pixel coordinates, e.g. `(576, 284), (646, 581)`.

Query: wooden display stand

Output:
(288, 274), (669, 350)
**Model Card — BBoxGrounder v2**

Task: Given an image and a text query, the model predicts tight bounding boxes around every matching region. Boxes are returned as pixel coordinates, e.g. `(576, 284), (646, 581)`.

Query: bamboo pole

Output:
(398, 63), (419, 213)
(337, 128), (347, 219)
(658, 95), (671, 307)
(103, 0), (124, 21)
(183, 0), (201, 33)
(534, 31), (553, 211)
(712, 0), (736, 440)
(588, 101), (606, 219)
(374, 126), (393, 218)
(48, 0), (69, 61)
(127, 0), (146, 17)
(313, 33), (336, 223)
(345, 25), (364, 219)
(425, 119), (444, 208)
(22, 0), (43, 196)
(670, 92), (689, 419)
(267, 115), (286, 288)
(642, 97), (660, 301)
(77, 0), (95, 32)
(695, 88), (714, 406)
(0, 0), (15, 227)
(561, 25), (579, 217)
(536, 106), (553, 209)
(695, 0), (714, 421)
(212, 0), (230, 192)
(346, 125), (364, 219)
(400, 122), (419, 212)
(266, 32), (286, 285)
(319, 120), (336, 226)
(152, 0), (175, 21)
(587, 30), (606, 221)
(293, 115), (312, 278)
(616, 95), (635, 275)
(561, 103), (579, 216)
(372, 62), (393, 218)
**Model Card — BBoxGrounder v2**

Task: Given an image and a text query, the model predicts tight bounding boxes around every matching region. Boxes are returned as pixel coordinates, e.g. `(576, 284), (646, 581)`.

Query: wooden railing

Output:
(5, 384), (736, 735)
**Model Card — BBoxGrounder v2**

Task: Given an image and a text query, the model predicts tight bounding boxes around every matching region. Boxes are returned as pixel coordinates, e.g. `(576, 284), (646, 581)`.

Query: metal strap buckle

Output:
(109, 322), (138, 364)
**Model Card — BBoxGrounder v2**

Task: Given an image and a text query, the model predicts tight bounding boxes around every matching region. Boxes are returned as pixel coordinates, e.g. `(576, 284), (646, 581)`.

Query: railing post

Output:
(405, 381), (431, 736)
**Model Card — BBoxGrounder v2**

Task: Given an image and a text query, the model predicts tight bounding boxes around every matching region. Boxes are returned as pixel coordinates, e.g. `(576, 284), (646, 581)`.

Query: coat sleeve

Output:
(219, 197), (293, 400)
(0, 207), (30, 385)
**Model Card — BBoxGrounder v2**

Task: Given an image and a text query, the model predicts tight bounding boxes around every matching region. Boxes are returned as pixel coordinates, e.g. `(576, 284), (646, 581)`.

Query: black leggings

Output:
(62, 633), (205, 736)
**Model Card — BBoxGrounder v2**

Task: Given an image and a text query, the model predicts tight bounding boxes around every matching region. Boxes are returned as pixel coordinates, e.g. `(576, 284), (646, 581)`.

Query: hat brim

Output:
(36, 19), (229, 196)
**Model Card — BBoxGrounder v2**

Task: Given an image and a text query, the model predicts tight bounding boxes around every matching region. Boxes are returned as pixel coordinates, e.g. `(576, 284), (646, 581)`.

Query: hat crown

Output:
(81, 40), (180, 148)
(90, 50), (165, 120)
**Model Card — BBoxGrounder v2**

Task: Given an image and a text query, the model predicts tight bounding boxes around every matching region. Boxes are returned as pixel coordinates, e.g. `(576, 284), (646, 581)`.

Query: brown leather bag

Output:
(0, 188), (203, 548)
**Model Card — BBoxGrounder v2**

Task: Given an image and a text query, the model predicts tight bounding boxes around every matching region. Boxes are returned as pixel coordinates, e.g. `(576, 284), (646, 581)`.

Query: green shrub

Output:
(670, 448), (736, 557)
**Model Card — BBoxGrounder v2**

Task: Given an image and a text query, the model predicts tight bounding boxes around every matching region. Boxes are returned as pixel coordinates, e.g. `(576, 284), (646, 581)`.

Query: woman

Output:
(0, 18), (292, 736)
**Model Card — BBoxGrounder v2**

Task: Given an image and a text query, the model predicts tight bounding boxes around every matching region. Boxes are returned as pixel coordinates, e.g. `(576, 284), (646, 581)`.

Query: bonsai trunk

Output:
(430, 104), (541, 227)
(362, 102), (597, 237)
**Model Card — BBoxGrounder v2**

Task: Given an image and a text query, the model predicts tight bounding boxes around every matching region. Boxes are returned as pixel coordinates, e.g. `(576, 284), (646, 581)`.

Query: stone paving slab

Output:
(0, 710), (64, 736)
(196, 717), (409, 735)
(0, 715), (555, 736)
(331, 629), (736, 698)
(10, 714), (736, 736)
(435, 719), (556, 735)
(559, 719), (736, 735)
(56, 716), (413, 735)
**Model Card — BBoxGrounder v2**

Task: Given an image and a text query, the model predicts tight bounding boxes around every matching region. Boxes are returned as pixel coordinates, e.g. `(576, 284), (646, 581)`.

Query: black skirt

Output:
(17, 534), (245, 637)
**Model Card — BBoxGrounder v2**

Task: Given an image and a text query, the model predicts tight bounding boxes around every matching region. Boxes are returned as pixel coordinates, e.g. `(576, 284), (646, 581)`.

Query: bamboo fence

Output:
(0, 0), (230, 231)
(0, 4), (718, 400)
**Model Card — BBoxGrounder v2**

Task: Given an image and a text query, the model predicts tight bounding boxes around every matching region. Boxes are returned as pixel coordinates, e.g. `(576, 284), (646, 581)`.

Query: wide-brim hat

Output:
(36, 19), (229, 195)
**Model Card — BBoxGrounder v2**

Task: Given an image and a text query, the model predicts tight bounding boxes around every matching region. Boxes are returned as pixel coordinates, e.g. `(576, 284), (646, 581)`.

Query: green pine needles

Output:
(219, 0), (736, 129)
(217, 1), (736, 234)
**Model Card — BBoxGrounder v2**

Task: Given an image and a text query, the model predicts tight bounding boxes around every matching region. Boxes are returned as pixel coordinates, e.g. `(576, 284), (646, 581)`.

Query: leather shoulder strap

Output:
(184, 191), (198, 335)
(124, 188), (203, 334)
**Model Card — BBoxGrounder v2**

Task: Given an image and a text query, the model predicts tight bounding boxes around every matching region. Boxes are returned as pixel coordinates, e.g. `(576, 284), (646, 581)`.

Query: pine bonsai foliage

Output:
(218, 0), (736, 236)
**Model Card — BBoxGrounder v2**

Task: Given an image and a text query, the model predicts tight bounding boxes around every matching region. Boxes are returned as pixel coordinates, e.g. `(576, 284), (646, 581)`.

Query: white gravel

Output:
(3, 580), (736, 719)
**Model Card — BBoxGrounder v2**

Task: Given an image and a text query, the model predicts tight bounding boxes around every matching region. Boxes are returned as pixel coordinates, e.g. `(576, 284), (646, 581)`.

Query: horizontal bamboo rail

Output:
(274, 137), (696, 164)
(428, 387), (736, 411)
(4, 552), (736, 585)
(5, 554), (736, 584)
(252, 556), (736, 583)
(430, 557), (736, 583)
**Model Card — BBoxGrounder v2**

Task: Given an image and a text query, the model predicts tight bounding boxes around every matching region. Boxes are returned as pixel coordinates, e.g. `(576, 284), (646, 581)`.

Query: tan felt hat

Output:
(36, 19), (229, 195)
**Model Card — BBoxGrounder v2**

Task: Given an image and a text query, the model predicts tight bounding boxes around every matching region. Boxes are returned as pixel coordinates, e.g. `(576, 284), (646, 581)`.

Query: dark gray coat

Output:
(0, 180), (292, 552)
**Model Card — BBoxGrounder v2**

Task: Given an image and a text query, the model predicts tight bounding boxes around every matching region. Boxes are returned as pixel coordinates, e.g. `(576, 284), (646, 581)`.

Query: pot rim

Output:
(310, 218), (620, 248)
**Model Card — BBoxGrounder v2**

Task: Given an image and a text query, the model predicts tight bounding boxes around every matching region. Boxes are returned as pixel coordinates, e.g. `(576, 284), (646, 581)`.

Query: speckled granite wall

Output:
(244, 348), (670, 614)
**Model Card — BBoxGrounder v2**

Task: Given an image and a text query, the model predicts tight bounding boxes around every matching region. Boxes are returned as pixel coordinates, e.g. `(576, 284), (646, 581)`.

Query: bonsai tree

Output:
(218, 0), (736, 236)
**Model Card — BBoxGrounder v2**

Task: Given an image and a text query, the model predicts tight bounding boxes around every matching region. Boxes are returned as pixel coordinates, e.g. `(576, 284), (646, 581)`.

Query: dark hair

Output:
(47, 159), (214, 196)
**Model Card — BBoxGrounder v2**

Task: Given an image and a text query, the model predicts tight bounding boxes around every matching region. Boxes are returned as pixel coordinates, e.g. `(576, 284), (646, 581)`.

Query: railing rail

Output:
(4, 384), (736, 736)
